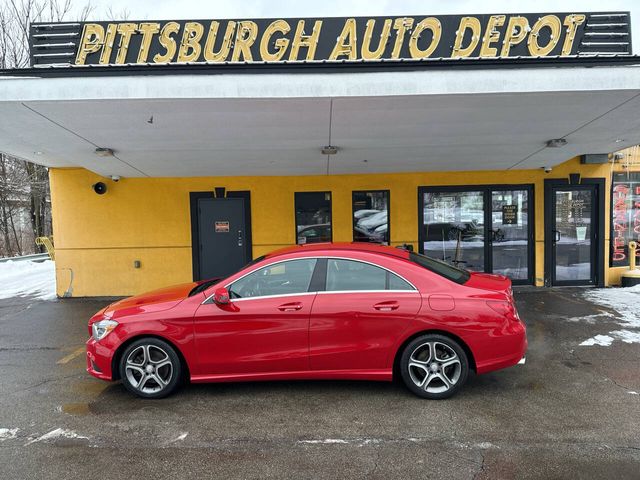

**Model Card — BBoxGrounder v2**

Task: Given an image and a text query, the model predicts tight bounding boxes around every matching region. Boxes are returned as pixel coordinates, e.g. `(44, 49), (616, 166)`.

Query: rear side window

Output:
(326, 259), (414, 291)
(409, 252), (470, 284)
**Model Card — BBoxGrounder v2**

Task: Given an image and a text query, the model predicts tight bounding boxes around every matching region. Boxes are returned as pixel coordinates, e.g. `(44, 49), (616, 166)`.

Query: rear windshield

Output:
(409, 252), (470, 285)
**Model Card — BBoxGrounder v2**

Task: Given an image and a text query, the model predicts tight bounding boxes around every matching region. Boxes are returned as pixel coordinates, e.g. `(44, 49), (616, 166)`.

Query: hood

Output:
(102, 281), (198, 320)
(465, 271), (512, 296)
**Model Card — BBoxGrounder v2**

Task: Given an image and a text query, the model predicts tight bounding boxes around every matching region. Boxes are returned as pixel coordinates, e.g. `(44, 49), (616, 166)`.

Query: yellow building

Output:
(2, 12), (640, 296)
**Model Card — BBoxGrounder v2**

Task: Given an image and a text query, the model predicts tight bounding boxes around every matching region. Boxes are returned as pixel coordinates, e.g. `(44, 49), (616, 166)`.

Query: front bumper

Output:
(86, 337), (114, 381)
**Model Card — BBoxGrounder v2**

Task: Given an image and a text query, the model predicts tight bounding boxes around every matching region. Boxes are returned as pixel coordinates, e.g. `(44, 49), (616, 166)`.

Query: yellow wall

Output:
(49, 157), (623, 297)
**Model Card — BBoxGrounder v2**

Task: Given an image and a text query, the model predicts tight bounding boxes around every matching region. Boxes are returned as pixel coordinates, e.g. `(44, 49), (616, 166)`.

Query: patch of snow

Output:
(298, 439), (350, 445)
(0, 428), (18, 441)
(580, 335), (614, 347)
(628, 391), (639, 395)
(24, 428), (88, 445)
(579, 285), (640, 347)
(0, 260), (56, 300)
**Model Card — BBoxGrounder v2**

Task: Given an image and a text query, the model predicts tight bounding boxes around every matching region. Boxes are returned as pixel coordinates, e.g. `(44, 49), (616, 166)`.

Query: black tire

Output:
(118, 337), (182, 399)
(400, 334), (469, 400)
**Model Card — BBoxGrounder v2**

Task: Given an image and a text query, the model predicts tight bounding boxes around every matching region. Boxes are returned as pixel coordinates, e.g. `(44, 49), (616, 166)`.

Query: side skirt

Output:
(190, 369), (393, 383)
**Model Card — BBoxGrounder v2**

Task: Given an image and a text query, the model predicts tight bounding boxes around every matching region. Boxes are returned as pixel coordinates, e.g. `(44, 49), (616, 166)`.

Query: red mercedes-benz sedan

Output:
(86, 243), (526, 399)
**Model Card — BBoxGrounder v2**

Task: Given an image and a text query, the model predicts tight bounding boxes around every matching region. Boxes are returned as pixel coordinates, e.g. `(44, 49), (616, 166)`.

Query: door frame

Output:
(543, 178), (605, 287)
(418, 184), (535, 285)
(189, 190), (252, 281)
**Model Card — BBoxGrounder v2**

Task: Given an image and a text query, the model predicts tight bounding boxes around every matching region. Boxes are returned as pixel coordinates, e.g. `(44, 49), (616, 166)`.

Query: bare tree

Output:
(0, 0), (94, 256)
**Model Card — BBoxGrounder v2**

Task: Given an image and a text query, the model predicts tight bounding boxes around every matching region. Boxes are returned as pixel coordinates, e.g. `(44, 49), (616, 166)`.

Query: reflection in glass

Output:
(352, 191), (389, 244)
(295, 192), (332, 244)
(492, 190), (529, 280)
(423, 191), (485, 271)
(554, 189), (592, 281)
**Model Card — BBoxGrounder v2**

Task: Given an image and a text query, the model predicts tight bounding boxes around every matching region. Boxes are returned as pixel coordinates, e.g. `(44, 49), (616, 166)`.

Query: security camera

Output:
(542, 166), (552, 173)
(92, 182), (107, 195)
(110, 175), (121, 182)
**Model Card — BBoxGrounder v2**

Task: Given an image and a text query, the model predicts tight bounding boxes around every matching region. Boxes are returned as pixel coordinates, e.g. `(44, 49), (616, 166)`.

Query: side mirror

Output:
(213, 287), (230, 305)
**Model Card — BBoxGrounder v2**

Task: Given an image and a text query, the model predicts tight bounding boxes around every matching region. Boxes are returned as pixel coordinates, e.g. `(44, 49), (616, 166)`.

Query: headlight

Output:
(92, 319), (118, 341)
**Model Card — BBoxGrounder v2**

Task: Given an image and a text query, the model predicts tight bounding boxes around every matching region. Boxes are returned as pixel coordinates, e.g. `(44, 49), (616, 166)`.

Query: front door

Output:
(548, 185), (599, 286)
(192, 195), (249, 280)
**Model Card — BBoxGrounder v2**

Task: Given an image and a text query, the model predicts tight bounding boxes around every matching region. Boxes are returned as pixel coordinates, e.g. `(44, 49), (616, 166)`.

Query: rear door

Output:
(309, 258), (422, 371)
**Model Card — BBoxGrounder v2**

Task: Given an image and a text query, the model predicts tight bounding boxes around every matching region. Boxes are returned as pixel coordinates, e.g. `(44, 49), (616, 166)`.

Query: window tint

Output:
(409, 252), (470, 284)
(326, 259), (413, 291)
(229, 259), (317, 299)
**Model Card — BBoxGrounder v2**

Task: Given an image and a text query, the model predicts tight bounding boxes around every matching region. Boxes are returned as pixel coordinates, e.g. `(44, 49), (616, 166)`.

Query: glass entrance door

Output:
(420, 185), (534, 284)
(551, 186), (597, 285)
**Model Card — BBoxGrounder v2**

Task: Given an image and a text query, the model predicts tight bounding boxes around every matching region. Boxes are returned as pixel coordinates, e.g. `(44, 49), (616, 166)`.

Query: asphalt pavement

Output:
(0, 289), (638, 479)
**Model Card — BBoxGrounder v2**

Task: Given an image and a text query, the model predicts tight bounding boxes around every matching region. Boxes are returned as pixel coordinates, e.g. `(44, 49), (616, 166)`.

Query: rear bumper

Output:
(86, 338), (114, 381)
(475, 321), (528, 374)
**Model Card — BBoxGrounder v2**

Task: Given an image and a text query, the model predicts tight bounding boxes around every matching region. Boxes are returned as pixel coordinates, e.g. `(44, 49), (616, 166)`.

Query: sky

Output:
(84, 0), (640, 51)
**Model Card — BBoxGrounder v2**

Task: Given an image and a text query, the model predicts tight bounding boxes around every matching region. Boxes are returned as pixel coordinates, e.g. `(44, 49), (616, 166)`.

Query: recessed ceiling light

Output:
(95, 147), (115, 157)
(34, 151), (43, 155)
(321, 145), (338, 155)
(615, 138), (625, 143)
(546, 138), (567, 148)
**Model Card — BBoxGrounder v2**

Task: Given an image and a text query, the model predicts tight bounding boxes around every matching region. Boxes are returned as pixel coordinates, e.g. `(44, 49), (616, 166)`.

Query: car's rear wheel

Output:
(119, 338), (182, 399)
(400, 334), (469, 399)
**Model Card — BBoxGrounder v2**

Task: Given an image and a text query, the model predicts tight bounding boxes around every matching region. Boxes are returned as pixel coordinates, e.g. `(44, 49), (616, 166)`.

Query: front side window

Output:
(229, 259), (317, 299)
(326, 259), (413, 291)
(295, 192), (332, 244)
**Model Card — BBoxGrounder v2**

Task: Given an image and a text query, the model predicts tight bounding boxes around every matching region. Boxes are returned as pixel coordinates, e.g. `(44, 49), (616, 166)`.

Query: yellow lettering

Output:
(203, 21), (236, 62)
(153, 21), (180, 63)
(75, 23), (104, 65)
(260, 20), (291, 61)
(177, 22), (204, 62)
(136, 22), (160, 63)
(452, 17), (481, 57)
(289, 20), (322, 61)
(409, 17), (441, 59)
(99, 23), (117, 64)
(480, 15), (505, 57)
(114, 23), (137, 64)
(330, 18), (358, 60)
(232, 21), (258, 62)
(528, 15), (562, 56)
(562, 14), (586, 55)
(391, 17), (414, 58)
(361, 19), (392, 60)
(500, 16), (529, 57)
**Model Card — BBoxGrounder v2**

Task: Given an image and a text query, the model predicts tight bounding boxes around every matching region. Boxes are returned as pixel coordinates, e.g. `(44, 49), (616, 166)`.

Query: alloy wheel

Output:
(124, 344), (174, 395)
(407, 341), (462, 394)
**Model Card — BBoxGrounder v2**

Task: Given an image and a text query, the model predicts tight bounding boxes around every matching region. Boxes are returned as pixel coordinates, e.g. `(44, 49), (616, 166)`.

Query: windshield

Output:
(409, 252), (470, 285)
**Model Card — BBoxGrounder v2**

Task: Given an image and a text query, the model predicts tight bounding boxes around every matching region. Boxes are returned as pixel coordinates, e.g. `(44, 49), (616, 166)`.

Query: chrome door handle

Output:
(374, 302), (399, 311)
(278, 302), (303, 312)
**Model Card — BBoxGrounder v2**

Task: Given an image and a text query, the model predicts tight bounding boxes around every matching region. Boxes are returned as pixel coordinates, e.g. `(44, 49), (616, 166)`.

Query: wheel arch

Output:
(111, 334), (191, 382)
(392, 329), (477, 379)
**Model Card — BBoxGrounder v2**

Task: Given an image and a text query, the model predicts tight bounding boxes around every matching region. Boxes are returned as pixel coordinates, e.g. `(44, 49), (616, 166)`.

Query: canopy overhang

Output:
(2, 64), (640, 178)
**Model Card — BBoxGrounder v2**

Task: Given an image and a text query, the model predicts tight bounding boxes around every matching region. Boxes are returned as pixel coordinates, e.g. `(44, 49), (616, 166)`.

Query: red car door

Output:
(309, 258), (422, 371)
(193, 258), (318, 376)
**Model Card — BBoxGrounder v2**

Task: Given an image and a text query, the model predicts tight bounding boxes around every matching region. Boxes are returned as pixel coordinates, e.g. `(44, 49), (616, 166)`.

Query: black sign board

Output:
(502, 205), (518, 225)
(30, 12), (631, 67)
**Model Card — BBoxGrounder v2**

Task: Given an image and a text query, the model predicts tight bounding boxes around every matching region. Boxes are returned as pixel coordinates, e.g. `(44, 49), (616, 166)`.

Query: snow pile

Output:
(580, 284), (640, 347)
(0, 260), (56, 300)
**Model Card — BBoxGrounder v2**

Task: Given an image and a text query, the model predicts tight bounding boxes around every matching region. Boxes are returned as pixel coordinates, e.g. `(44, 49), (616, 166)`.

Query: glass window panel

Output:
(295, 192), (332, 244)
(555, 189), (593, 281)
(352, 191), (389, 244)
(326, 259), (386, 291)
(229, 259), (317, 299)
(422, 191), (485, 271)
(387, 272), (414, 290)
(491, 190), (529, 280)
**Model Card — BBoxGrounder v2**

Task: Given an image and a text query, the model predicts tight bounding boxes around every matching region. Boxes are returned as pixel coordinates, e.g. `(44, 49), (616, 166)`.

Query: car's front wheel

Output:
(400, 334), (469, 399)
(119, 338), (182, 399)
